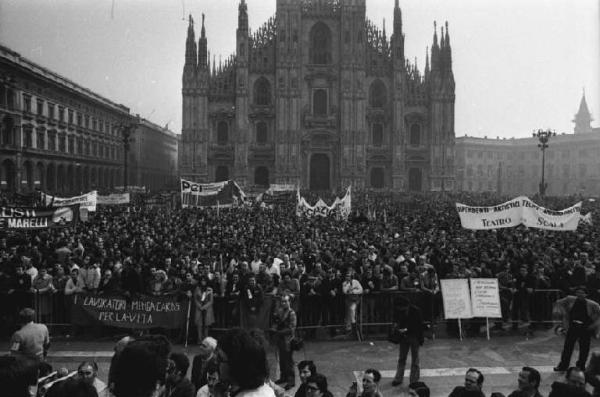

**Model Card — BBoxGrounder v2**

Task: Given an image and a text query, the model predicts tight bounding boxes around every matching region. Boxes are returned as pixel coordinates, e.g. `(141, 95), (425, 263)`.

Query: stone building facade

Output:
(179, 0), (456, 191)
(456, 93), (600, 197)
(0, 44), (178, 195)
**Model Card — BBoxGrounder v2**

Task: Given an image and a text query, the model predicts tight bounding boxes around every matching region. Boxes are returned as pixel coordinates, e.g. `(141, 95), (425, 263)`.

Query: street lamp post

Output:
(533, 128), (556, 197)
(120, 116), (140, 192)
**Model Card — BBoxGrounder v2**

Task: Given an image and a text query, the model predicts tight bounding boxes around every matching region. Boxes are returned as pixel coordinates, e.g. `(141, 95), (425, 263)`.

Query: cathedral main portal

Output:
(309, 153), (330, 191)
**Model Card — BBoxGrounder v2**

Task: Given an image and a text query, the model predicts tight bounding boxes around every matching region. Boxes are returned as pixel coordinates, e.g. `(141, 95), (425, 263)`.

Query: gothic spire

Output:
(198, 13), (208, 69)
(443, 21), (452, 71)
(238, 0), (248, 34)
(393, 0), (402, 36)
(431, 21), (440, 71)
(185, 15), (197, 68)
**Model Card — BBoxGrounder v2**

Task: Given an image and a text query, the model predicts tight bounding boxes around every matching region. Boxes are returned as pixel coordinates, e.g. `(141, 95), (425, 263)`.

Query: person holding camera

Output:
(273, 293), (297, 391)
(391, 297), (424, 387)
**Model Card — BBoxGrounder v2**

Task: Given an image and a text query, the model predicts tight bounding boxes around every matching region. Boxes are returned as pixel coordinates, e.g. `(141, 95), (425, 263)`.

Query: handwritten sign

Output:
(470, 278), (502, 318)
(440, 279), (473, 319)
(72, 294), (187, 329)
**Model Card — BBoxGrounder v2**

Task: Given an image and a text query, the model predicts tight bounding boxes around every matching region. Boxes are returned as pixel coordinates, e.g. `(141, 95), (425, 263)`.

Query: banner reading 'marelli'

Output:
(0, 205), (80, 230)
(456, 196), (582, 231)
(71, 294), (187, 329)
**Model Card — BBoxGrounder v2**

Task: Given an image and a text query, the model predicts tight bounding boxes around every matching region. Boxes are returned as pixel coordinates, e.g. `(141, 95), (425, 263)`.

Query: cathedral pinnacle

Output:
(198, 13), (208, 69)
(184, 14), (197, 68)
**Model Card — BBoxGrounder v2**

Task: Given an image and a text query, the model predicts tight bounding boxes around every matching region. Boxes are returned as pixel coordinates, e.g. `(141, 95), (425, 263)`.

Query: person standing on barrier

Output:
(554, 286), (600, 372)
(392, 297), (424, 387)
(194, 276), (215, 342)
(272, 293), (297, 390)
(342, 271), (363, 338)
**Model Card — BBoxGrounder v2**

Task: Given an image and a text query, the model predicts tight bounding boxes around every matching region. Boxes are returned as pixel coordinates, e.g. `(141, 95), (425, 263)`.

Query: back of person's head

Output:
(18, 308), (35, 324)
(522, 366), (540, 389)
(298, 360), (317, 375)
(112, 341), (169, 397)
(47, 378), (98, 397)
(219, 328), (269, 390)
(0, 356), (40, 397)
(364, 368), (381, 383)
(306, 373), (328, 394)
(408, 381), (430, 397)
(169, 352), (190, 377)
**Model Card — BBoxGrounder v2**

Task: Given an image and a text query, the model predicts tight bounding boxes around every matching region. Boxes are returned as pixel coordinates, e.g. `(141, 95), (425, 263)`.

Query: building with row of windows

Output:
(0, 44), (178, 195)
(456, 93), (600, 197)
(179, 0), (456, 191)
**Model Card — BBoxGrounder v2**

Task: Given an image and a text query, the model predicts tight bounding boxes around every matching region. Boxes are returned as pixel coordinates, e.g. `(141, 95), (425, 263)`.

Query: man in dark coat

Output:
(391, 297), (424, 386)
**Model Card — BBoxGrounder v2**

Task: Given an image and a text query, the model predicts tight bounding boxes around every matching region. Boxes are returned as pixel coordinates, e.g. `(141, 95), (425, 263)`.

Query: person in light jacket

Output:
(194, 276), (215, 342)
(342, 271), (363, 337)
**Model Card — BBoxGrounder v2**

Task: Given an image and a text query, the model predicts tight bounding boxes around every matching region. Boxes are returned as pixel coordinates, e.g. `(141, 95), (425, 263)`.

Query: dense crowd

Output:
(2, 190), (600, 396)
(0, 191), (599, 339)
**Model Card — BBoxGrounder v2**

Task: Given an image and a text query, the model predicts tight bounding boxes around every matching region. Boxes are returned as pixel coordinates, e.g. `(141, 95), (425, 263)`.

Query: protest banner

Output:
(114, 186), (146, 193)
(0, 205), (80, 230)
(456, 196), (582, 231)
(180, 178), (245, 208)
(296, 186), (351, 219)
(267, 184), (296, 193)
(71, 293), (187, 329)
(440, 279), (473, 319)
(97, 192), (130, 205)
(43, 190), (98, 212)
(470, 278), (502, 318)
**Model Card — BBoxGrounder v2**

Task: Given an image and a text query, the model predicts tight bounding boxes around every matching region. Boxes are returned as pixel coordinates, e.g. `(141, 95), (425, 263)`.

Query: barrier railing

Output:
(0, 288), (568, 340)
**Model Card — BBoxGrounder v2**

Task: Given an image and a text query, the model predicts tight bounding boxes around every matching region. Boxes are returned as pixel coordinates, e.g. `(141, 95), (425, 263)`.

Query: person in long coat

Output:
(194, 276), (215, 342)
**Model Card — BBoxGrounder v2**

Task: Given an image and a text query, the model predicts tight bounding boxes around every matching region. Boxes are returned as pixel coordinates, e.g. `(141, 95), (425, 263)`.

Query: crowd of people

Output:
(0, 191), (598, 339)
(1, 189), (600, 396)
(4, 323), (600, 397)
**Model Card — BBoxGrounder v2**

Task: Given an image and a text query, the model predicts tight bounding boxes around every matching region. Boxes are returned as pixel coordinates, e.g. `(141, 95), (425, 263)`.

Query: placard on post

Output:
(470, 278), (502, 318)
(440, 278), (473, 319)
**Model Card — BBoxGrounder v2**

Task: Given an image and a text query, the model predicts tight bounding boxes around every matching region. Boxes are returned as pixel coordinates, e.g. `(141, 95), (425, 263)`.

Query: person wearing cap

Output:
(554, 286), (600, 371)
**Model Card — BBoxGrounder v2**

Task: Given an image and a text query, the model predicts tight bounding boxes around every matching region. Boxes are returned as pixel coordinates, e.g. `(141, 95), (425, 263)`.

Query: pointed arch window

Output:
(310, 22), (332, 64)
(254, 77), (271, 106)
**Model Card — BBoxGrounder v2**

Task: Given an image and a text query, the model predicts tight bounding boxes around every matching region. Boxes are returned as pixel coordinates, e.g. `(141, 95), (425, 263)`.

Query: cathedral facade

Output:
(179, 0), (455, 191)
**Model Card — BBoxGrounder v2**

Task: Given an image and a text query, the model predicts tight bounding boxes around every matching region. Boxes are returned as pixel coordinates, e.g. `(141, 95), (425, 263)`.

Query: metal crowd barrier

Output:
(0, 288), (569, 340)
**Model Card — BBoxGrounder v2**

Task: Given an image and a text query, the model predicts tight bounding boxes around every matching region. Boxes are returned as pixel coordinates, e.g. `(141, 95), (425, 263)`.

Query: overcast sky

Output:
(0, 0), (598, 138)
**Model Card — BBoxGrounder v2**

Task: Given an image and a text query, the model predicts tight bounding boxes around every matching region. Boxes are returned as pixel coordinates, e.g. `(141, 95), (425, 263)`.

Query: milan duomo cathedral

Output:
(179, 0), (455, 192)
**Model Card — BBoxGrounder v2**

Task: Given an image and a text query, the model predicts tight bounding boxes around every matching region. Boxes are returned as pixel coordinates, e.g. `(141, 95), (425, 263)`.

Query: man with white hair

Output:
(191, 336), (218, 392)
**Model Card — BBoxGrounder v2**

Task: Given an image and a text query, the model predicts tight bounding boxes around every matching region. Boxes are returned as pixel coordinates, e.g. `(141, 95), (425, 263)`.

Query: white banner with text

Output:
(456, 196), (582, 231)
(43, 191), (97, 212)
